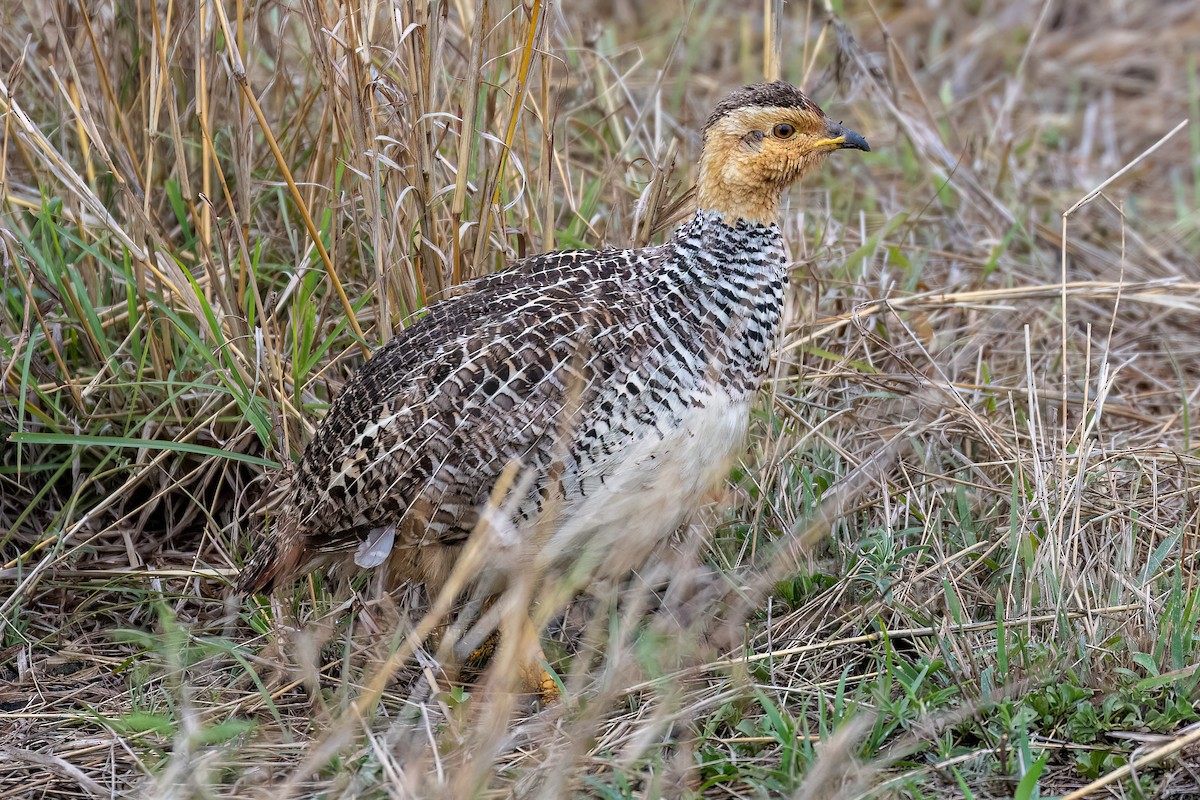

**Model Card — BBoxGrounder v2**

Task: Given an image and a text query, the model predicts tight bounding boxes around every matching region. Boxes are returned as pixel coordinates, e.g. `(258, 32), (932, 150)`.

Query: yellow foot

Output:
(461, 631), (558, 703)
(520, 658), (561, 706)
(447, 611), (560, 704)
(464, 629), (500, 667)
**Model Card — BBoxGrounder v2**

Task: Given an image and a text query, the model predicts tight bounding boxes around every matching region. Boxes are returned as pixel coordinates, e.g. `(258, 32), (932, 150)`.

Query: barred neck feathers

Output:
(671, 208), (781, 261)
(650, 209), (789, 398)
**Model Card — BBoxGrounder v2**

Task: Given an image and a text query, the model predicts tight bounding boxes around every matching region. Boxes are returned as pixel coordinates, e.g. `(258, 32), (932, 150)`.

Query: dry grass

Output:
(2, 0), (1200, 797)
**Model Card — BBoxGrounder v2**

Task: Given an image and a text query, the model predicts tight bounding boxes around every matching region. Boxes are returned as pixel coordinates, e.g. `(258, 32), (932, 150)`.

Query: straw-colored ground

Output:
(2, 0), (1199, 797)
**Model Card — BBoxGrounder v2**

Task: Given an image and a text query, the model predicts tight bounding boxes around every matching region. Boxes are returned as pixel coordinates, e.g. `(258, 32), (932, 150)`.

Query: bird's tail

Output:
(238, 514), (305, 594)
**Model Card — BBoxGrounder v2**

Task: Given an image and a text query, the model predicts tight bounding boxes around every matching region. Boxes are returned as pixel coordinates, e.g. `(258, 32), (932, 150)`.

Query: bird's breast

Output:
(536, 390), (752, 576)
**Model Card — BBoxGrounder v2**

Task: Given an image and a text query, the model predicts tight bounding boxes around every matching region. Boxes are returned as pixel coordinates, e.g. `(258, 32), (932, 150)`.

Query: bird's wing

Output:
(281, 247), (652, 553)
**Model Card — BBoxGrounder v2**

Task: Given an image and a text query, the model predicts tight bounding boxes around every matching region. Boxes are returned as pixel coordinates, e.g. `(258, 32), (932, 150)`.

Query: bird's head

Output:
(697, 81), (869, 226)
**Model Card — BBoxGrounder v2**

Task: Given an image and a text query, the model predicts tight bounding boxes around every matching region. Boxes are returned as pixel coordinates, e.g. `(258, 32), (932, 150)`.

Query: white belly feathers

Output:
(539, 392), (751, 577)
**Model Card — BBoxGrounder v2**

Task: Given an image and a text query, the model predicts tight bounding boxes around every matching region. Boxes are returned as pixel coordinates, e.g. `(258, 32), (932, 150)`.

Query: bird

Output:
(240, 80), (868, 634)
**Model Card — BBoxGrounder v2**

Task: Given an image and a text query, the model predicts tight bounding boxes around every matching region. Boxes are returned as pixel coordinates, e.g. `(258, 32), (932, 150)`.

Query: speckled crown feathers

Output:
(703, 81), (825, 133)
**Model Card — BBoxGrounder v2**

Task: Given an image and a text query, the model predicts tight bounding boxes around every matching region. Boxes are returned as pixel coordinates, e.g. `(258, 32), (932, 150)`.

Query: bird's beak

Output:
(821, 121), (871, 153)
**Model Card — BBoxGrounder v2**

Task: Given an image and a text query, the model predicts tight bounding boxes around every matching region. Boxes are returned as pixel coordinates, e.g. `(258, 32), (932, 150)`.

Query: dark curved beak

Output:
(826, 121), (871, 152)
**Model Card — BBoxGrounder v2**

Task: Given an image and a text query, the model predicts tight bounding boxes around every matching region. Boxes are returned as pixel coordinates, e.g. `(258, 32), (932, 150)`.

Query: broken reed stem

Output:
(452, 0), (489, 286)
(709, 603), (1143, 669)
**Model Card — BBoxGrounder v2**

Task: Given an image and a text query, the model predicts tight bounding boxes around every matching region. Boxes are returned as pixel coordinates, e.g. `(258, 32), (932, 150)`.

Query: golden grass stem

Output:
(210, 0), (371, 358)
(452, 0), (488, 285)
(471, 0), (543, 276)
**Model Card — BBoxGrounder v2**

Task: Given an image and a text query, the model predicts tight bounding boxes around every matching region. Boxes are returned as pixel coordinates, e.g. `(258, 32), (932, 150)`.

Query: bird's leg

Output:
(452, 594), (508, 676)
(518, 645), (560, 706)
(448, 593), (560, 704)
(446, 590), (496, 664)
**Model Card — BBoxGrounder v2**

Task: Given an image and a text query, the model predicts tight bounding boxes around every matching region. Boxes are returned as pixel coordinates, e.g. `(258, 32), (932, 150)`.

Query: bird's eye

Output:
(773, 123), (796, 139)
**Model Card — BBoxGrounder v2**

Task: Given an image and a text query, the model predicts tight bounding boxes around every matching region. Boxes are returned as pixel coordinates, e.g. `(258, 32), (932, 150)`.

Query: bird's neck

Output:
(666, 210), (787, 293)
(661, 209), (789, 398)
(672, 208), (784, 265)
(696, 151), (783, 227)
(695, 189), (782, 229)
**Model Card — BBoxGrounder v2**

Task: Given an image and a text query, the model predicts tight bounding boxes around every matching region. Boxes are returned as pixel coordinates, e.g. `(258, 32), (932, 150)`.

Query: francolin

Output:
(241, 81), (869, 689)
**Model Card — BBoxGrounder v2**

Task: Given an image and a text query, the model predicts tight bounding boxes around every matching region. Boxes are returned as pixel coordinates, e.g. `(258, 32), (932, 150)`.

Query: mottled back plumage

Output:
(239, 82), (869, 594)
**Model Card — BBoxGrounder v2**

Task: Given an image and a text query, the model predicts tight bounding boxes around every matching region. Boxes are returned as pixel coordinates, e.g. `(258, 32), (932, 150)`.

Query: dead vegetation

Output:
(2, 0), (1199, 797)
